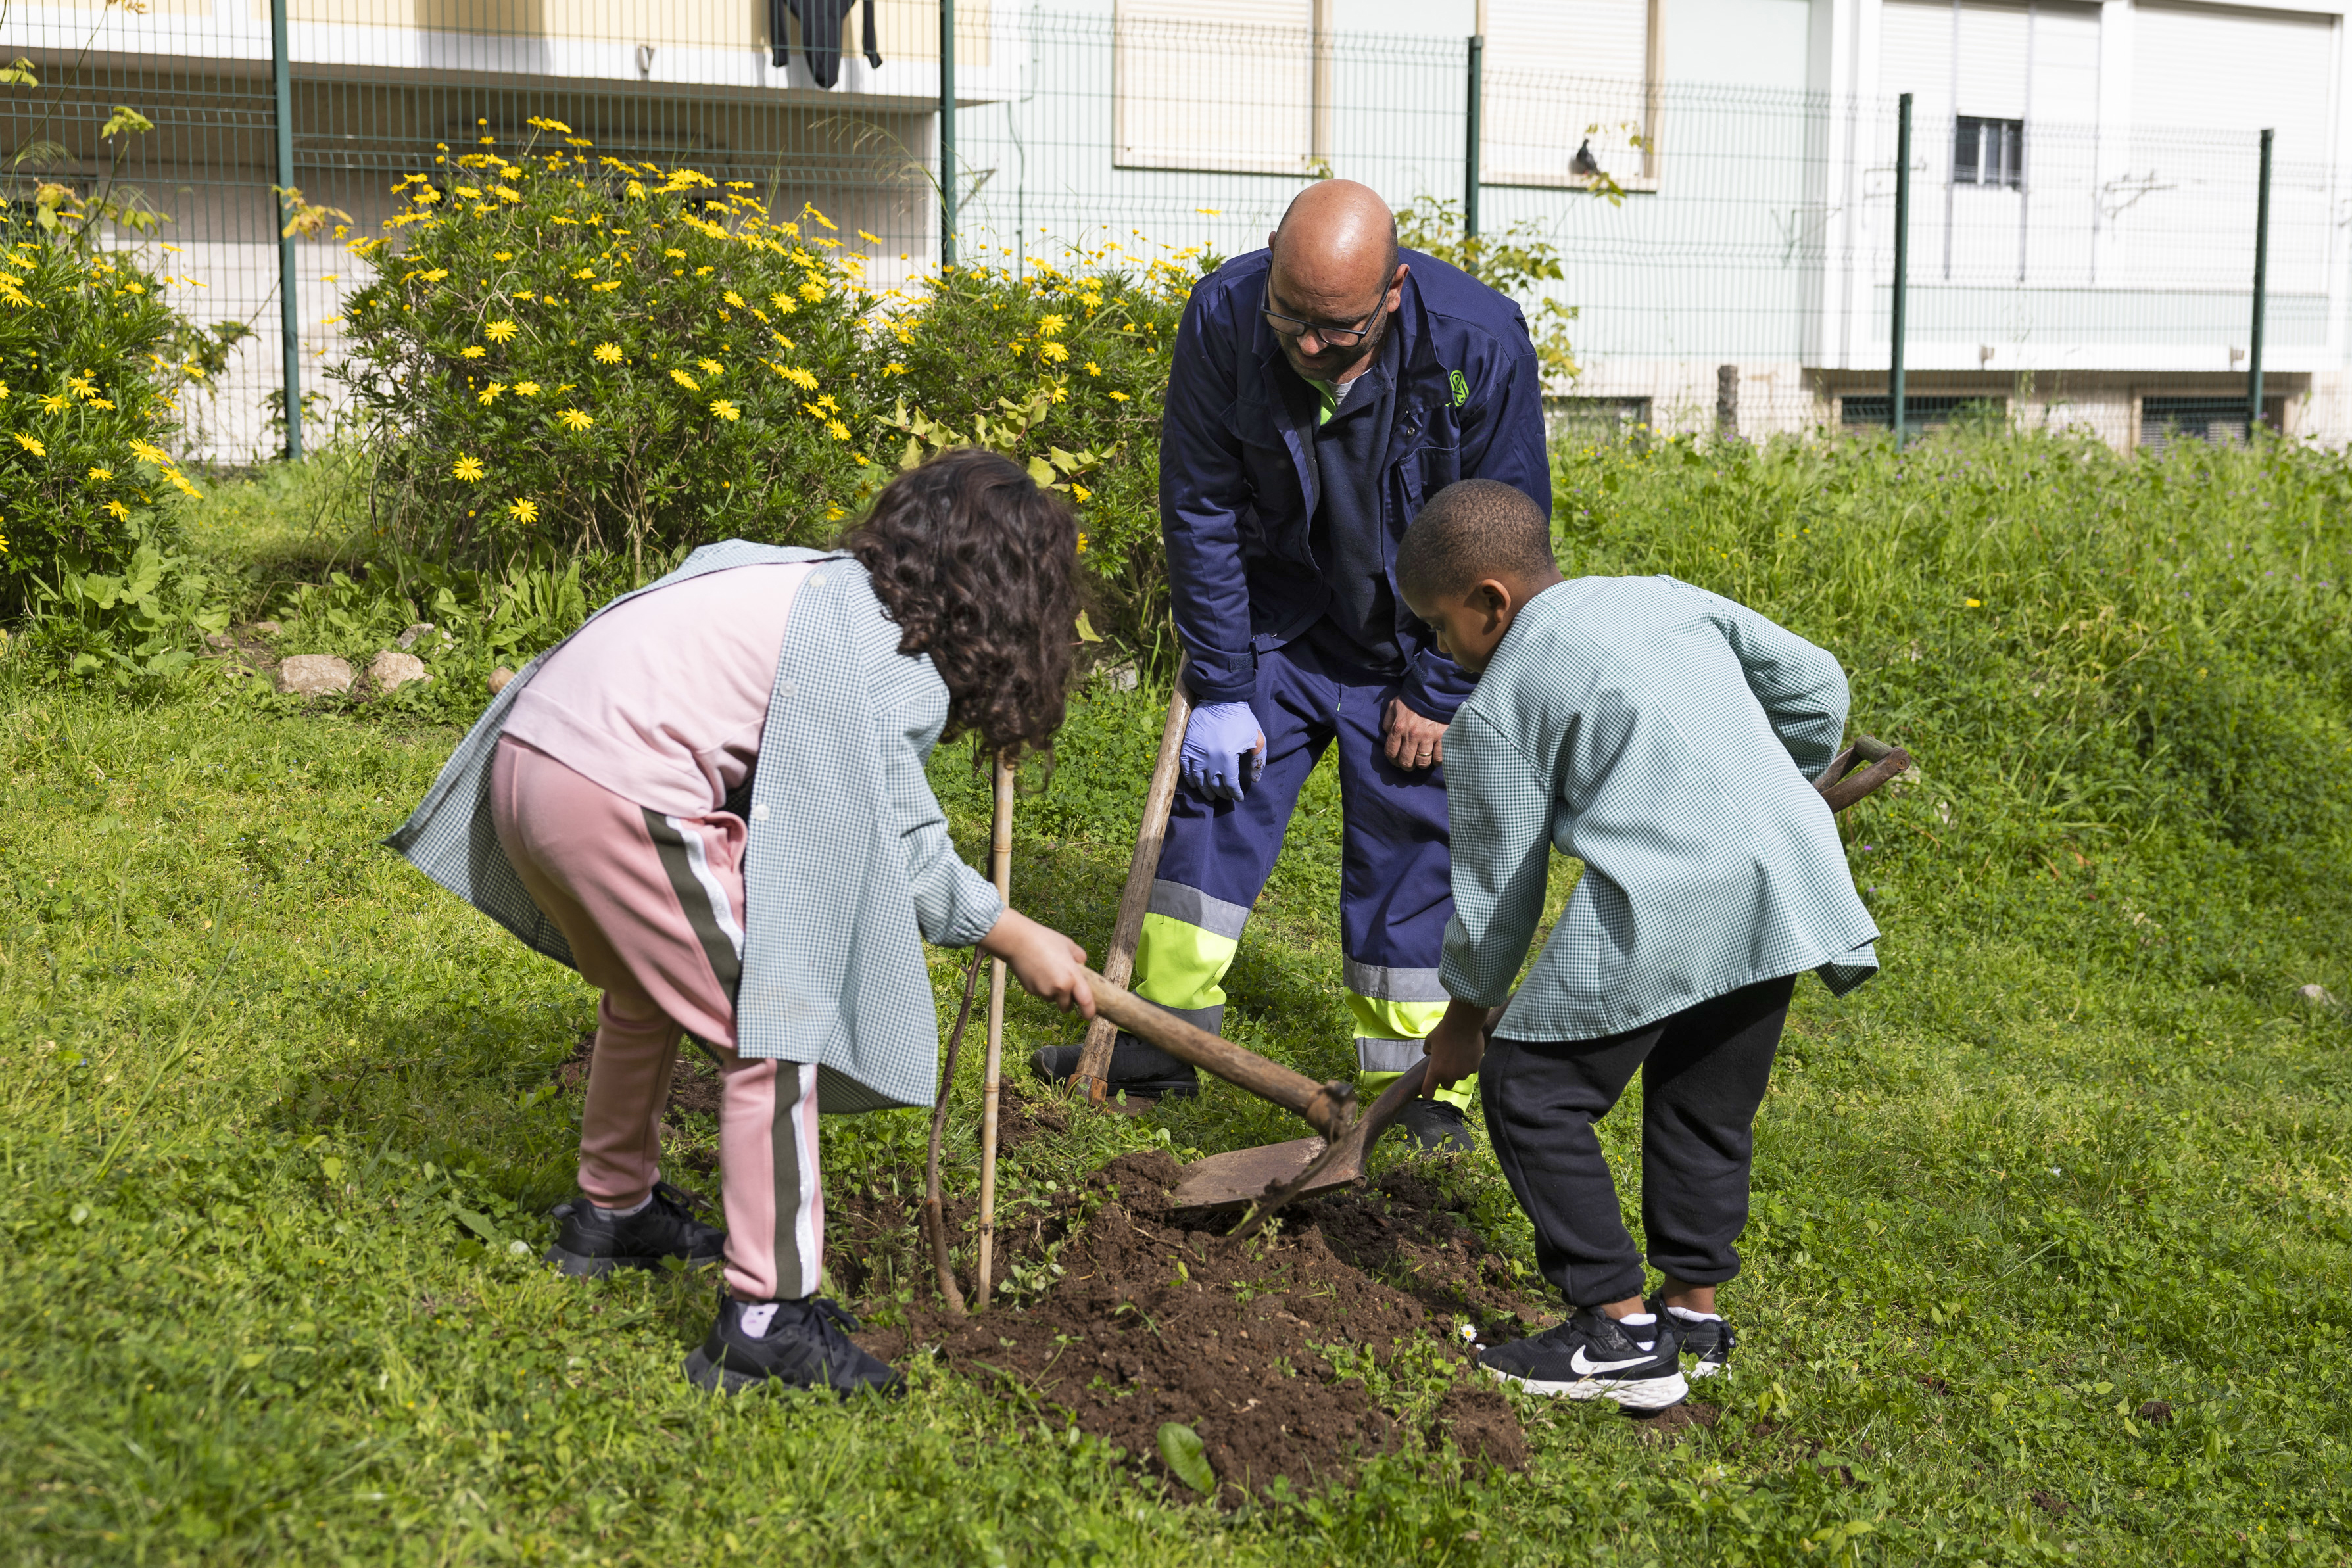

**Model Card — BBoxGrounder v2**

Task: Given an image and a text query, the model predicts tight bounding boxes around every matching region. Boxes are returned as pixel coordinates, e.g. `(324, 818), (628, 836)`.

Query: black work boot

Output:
(543, 1181), (726, 1278)
(1030, 1033), (1200, 1099)
(1395, 1097), (1474, 1153)
(684, 1289), (905, 1398)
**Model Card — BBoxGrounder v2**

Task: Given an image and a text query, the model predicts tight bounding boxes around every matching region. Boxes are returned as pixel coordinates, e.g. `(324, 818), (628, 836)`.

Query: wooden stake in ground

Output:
(974, 751), (1015, 1304)
(1070, 683), (1193, 1103)
(922, 949), (984, 1316)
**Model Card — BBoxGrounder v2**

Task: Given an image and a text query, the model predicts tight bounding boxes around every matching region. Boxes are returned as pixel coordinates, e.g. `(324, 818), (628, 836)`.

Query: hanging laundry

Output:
(773, 0), (884, 87)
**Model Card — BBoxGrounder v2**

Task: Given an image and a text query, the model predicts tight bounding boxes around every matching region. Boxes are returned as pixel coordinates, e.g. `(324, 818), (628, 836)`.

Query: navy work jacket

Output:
(1161, 245), (1551, 721)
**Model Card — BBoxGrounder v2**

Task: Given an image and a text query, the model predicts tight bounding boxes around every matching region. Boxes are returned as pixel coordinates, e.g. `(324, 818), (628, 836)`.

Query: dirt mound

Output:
(850, 1147), (1545, 1500)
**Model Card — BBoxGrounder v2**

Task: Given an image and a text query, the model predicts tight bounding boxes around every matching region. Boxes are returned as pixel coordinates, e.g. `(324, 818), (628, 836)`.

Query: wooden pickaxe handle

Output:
(1085, 970), (1356, 1140)
(1071, 682), (1193, 1102)
(1817, 733), (1913, 814)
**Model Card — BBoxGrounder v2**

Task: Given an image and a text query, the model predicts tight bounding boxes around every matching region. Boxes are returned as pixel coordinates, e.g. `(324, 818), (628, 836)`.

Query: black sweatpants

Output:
(1479, 974), (1796, 1308)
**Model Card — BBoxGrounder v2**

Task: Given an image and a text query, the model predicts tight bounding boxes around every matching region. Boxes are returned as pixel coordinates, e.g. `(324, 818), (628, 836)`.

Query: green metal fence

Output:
(0, 2), (2324, 462)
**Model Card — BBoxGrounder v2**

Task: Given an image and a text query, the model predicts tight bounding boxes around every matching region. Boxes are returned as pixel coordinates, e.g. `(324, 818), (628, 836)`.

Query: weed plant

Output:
(0, 430), (2347, 1563)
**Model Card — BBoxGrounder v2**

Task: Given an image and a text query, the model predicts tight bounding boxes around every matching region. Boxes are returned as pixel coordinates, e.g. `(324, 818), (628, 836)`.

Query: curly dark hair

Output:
(838, 447), (1081, 757)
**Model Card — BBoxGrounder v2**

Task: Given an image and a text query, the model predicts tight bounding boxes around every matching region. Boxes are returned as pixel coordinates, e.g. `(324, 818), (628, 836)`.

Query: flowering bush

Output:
(335, 120), (892, 569)
(335, 123), (1199, 654)
(0, 232), (223, 679)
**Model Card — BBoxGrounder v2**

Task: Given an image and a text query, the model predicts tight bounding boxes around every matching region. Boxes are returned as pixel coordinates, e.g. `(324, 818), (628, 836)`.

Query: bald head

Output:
(1270, 179), (1399, 291)
(1265, 181), (1406, 383)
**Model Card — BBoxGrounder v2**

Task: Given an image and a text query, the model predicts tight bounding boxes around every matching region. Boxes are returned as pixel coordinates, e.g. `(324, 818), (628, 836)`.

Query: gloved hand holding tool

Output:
(1178, 701), (1264, 801)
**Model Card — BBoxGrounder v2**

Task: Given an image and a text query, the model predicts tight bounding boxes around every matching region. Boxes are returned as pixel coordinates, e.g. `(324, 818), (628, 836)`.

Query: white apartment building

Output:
(1, 0), (2342, 455)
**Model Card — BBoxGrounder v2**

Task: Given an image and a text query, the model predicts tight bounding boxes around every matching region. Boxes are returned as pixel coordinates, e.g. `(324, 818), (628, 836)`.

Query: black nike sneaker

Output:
(1478, 1306), (1688, 1410)
(684, 1290), (905, 1398)
(1647, 1294), (1734, 1379)
(543, 1181), (727, 1278)
(1030, 1034), (1200, 1100)
(1395, 1097), (1474, 1154)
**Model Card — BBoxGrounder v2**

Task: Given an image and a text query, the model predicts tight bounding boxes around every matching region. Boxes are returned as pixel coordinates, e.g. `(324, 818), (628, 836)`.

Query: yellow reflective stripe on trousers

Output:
(1358, 1067), (1477, 1112)
(1347, 994), (1447, 1042)
(1131, 910), (1240, 1014)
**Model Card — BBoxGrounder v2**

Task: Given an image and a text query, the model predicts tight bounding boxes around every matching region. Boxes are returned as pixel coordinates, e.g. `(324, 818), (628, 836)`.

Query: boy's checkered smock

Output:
(385, 542), (1003, 1113)
(1439, 575), (1879, 1041)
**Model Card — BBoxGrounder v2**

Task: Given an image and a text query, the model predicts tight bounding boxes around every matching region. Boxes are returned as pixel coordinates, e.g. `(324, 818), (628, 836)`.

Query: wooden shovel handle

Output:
(1085, 971), (1356, 1139)
(1817, 733), (1913, 815)
(1073, 681), (1194, 1101)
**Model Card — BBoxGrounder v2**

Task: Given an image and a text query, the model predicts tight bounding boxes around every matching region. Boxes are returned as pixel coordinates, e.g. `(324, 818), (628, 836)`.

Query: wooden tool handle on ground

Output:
(1086, 971), (1355, 1139)
(1072, 682), (1194, 1101)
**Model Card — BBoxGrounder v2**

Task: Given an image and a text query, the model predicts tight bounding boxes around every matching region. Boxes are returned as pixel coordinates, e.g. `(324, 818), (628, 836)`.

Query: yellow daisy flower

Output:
(1084, 362), (1101, 375)
(1108, 390), (1130, 401)
(558, 409), (593, 431)
(1038, 314), (1067, 337)
(462, 345), (487, 358)
(825, 419), (850, 441)
(38, 394), (67, 413)
(484, 319), (519, 342)
(103, 500), (130, 519)
(697, 358), (725, 376)
(513, 381), (541, 396)
(13, 433), (44, 456)
(669, 368), (700, 391)
(709, 399), (742, 421)
(87, 466), (112, 481)
(508, 497), (539, 523)
(478, 382), (506, 404)
(452, 454), (485, 481)
(724, 291), (746, 308)
(592, 342), (623, 364)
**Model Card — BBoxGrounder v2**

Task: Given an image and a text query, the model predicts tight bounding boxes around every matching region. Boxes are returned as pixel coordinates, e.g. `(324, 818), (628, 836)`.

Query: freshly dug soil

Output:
(554, 1032), (723, 1117)
(850, 1149), (1548, 1500)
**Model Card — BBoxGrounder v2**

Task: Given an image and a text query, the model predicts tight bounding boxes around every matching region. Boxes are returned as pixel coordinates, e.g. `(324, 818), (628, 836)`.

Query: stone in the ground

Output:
(2299, 983), (2338, 1007)
(202, 631), (233, 652)
(396, 621), (435, 650)
(275, 654), (353, 698)
(369, 649), (431, 692)
(1097, 661), (1140, 691)
(487, 665), (517, 694)
(249, 620), (283, 637)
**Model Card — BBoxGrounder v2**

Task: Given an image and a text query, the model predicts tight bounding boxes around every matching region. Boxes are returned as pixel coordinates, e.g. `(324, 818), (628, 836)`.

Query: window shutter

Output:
(1113, 0), (1314, 175)
(1481, 0), (1652, 189)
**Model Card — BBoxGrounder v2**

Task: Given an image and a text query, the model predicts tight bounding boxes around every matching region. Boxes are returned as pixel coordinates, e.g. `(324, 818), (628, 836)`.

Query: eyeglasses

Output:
(1261, 283), (1386, 348)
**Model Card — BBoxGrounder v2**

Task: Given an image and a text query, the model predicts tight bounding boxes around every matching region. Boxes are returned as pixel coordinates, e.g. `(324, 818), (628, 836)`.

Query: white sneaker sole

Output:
(1690, 1359), (1726, 1379)
(1483, 1363), (1690, 1411)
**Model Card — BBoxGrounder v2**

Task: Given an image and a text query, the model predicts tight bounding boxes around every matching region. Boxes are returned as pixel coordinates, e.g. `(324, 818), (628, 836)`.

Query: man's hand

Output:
(1180, 700), (1266, 801)
(1383, 698), (1447, 771)
(1420, 997), (1489, 1096)
(978, 908), (1097, 1019)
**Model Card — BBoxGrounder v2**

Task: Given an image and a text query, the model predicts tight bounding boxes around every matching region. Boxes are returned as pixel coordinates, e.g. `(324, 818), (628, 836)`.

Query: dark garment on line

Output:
(774, 0), (883, 85)
(1303, 327), (1404, 673)
(1479, 974), (1796, 1308)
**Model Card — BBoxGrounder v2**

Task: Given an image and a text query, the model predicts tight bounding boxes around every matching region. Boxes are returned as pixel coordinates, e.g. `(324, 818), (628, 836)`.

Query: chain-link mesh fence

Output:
(0, 2), (2326, 462)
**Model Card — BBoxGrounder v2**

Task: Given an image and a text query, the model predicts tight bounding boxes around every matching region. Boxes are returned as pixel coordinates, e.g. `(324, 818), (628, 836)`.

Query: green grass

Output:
(2, 429), (2349, 1564)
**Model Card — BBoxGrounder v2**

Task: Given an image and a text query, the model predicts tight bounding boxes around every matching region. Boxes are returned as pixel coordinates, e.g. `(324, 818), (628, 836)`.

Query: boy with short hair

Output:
(1396, 479), (1879, 1412)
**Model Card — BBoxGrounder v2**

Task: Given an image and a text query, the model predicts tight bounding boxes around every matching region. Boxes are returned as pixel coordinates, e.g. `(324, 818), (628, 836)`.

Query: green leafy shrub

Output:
(0, 233), (223, 678)
(334, 119), (891, 569)
(333, 125), (1197, 655)
(875, 245), (1192, 657)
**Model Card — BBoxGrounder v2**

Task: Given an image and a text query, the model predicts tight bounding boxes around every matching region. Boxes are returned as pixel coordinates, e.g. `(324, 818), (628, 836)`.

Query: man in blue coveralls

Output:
(1033, 179), (1550, 1149)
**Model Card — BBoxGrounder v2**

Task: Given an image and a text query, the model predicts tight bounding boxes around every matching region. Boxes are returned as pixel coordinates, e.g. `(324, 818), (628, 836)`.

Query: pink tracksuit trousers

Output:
(490, 735), (821, 1303)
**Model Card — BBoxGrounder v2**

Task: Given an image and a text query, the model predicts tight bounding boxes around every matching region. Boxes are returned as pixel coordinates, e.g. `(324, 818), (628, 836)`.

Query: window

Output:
(1113, 0), (1316, 176)
(2139, 396), (2282, 451)
(1840, 394), (2006, 431)
(1952, 116), (2023, 189)
(1481, 0), (1657, 191)
(1545, 396), (1652, 444)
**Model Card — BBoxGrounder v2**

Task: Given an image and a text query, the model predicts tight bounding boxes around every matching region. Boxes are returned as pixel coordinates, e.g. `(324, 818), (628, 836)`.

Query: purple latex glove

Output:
(1180, 700), (1266, 801)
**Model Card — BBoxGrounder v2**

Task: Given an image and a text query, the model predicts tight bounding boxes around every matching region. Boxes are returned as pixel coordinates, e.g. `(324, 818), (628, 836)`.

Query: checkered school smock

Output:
(1439, 576), (1880, 1041)
(385, 542), (1003, 1112)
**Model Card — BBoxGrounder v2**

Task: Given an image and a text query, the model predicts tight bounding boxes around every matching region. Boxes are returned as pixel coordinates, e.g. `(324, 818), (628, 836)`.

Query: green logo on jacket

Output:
(1449, 369), (1469, 406)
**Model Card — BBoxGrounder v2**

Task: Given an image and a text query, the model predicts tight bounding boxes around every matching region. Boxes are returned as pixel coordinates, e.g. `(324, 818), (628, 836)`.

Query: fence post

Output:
(1463, 34), (1483, 240)
(270, 0), (301, 460)
(939, 0), (956, 269)
(2249, 126), (2272, 439)
(1890, 91), (1912, 446)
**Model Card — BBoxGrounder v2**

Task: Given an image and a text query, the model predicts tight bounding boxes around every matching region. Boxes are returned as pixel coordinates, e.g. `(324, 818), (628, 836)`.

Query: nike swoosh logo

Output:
(1569, 1347), (1654, 1376)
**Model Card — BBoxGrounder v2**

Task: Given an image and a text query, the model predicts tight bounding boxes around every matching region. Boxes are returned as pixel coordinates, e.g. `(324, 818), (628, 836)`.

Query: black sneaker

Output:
(1648, 1294), (1734, 1379)
(543, 1181), (727, 1278)
(683, 1290), (905, 1398)
(1030, 1034), (1200, 1099)
(1478, 1306), (1689, 1411)
(1395, 1096), (1474, 1153)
